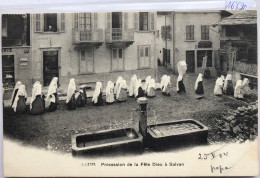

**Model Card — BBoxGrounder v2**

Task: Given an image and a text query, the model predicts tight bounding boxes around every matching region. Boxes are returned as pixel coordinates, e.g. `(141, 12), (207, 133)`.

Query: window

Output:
(112, 48), (124, 71)
(161, 26), (171, 40)
(80, 50), (94, 73)
(79, 13), (91, 29)
(237, 47), (248, 62)
(197, 50), (212, 67)
(2, 17), (7, 37)
(138, 46), (150, 68)
(44, 14), (57, 32)
(201, 25), (209, 40)
(139, 12), (148, 31)
(247, 48), (257, 64)
(60, 13), (65, 31)
(36, 14), (41, 32)
(243, 25), (257, 38)
(2, 55), (15, 89)
(225, 26), (239, 37)
(186, 25), (194, 40)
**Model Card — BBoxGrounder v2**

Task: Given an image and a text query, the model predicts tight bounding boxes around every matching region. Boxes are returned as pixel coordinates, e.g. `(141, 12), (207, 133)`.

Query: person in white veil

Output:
(145, 76), (151, 93)
(45, 77), (58, 111)
(116, 79), (127, 102)
(195, 73), (204, 95)
(129, 74), (137, 97)
(147, 78), (156, 97)
(12, 85), (27, 113)
(162, 76), (171, 96)
(223, 74), (234, 95)
(30, 81), (45, 115)
(11, 81), (22, 107)
(214, 75), (225, 96)
(92, 82), (103, 106)
(106, 81), (114, 104)
(75, 85), (87, 107)
(160, 75), (167, 90)
(66, 78), (77, 110)
(234, 80), (243, 99)
(177, 75), (186, 94)
(177, 60), (187, 75)
(135, 79), (144, 98)
(241, 78), (251, 96)
(114, 76), (123, 95)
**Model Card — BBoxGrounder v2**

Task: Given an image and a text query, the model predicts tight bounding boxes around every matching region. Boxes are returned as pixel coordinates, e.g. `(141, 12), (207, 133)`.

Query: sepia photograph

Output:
(1, 9), (259, 177)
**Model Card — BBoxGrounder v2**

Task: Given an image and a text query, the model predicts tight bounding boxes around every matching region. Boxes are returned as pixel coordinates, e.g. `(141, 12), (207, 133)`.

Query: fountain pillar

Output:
(137, 97), (148, 137)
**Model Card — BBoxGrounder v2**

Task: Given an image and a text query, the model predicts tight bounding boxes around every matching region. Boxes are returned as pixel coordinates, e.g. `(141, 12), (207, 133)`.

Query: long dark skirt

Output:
(67, 94), (76, 110)
(16, 96), (27, 114)
(226, 80), (234, 95)
(195, 81), (204, 94)
(76, 92), (87, 107)
(177, 80), (186, 94)
(137, 87), (145, 98)
(93, 92), (103, 106)
(31, 95), (45, 115)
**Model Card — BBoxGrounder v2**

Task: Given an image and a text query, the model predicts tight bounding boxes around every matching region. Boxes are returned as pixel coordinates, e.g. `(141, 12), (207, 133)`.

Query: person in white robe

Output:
(177, 60), (187, 75)
(147, 78), (156, 97)
(223, 74), (234, 95)
(134, 79), (142, 97)
(106, 81), (115, 104)
(114, 76), (123, 95)
(116, 79), (127, 102)
(214, 76), (225, 96)
(145, 76), (151, 93)
(160, 75), (167, 90)
(177, 74), (186, 94)
(162, 76), (171, 96)
(195, 73), (204, 94)
(92, 82), (103, 106)
(11, 81), (22, 107)
(66, 78), (77, 110)
(241, 78), (251, 95)
(45, 77), (58, 111)
(30, 81), (45, 114)
(129, 74), (137, 97)
(12, 85), (27, 113)
(234, 80), (243, 99)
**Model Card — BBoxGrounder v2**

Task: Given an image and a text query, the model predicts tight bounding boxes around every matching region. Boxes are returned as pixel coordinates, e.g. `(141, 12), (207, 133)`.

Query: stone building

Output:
(213, 11), (257, 88)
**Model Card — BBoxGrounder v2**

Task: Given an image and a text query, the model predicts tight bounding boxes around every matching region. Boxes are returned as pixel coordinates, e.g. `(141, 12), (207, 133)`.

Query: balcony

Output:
(105, 28), (134, 47)
(72, 29), (104, 48)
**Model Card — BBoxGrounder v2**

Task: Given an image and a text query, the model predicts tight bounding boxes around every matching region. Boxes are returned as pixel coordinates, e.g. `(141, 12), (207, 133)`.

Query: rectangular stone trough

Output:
(147, 119), (208, 149)
(72, 128), (143, 156)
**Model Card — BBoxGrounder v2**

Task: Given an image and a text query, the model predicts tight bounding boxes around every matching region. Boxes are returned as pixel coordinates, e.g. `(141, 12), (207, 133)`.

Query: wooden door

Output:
(186, 51), (195, 73)
(43, 51), (59, 86)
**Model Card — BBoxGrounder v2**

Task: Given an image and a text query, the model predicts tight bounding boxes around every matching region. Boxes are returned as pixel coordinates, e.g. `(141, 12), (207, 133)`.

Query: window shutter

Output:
(161, 26), (165, 39)
(74, 13), (79, 29)
(106, 12), (111, 29)
(186, 26), (189, 40)
(60, 13), (65, 31)
(123, 12), (128, 29)
(191, 25), (194, 40)
(134, 12), (139, 30)
(150, 12), (155, 31)
(35, 14), (42, 32)
(93, 13), (98, 29)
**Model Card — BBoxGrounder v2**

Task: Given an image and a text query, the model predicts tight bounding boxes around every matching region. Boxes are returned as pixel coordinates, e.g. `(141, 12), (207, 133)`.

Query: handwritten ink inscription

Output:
(211, 165), (232, 174)
(226, 0), (248, 10)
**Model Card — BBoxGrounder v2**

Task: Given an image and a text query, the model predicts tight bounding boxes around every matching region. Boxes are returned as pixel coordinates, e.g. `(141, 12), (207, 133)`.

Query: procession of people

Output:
(7, 60), (252, 115)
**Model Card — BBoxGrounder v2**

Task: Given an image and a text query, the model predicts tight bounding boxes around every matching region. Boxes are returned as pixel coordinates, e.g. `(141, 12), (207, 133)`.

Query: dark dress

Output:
(226, 80), (234, 95)
(67, 94), (76, 110)
(31, 95), (45, 115)
(177, 79), (186, 94)
(16, 96), (27, 114)
(93, 92), (103, 106)
(48, 93), (57, 112)
(76, 91), (87, 107)
(11, 89), (18, 106)
(137, 87), (145, 98)
(195, 81), (204, 94)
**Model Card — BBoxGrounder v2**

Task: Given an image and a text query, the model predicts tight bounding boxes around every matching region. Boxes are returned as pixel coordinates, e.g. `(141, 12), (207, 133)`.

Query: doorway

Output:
(186, 51), (195, 73)
(43, 51), (59, 86)
(112, 12), (122, 40)
(2, 55), (15, 88)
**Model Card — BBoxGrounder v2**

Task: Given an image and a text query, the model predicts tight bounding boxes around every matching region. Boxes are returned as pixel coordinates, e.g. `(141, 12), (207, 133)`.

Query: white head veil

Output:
(195, 73), (203, 90)
(163, 76), (171, 92)
(92, 82), (102, 104)
(234, 80), (243, 98)
(66, 78), (76, 103)
(45, 77), (58, 107)
(116, 79), (127, 99)
(177, 61), (187, 75)
(242, 78), (249, 87)
(148, 78), (156, 92)
(12, 85), (27, 112)
(30, 81), (42, 109)
(145, 76), (151, 92)
(129, 74), (137, 96)
(114, 76), (123, 94)
(11, 81), (22, 104)
(223, 74), (232, 91)
(160, 75), (167, 90)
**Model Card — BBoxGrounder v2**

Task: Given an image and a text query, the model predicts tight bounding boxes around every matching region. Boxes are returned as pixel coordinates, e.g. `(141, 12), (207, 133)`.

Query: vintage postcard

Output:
(1, 10), (259, 177)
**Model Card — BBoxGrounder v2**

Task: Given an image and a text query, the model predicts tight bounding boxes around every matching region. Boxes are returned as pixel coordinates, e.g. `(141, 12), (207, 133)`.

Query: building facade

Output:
(214, 11), (257, 88)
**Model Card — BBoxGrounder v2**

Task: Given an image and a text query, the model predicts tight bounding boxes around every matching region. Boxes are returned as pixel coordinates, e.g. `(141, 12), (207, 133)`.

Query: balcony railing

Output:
(73, 29), (104, 43)
(105, 28), (134, 42)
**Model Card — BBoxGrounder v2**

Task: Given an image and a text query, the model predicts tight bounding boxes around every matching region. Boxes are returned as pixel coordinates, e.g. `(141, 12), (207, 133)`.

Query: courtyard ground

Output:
(3, 66), (255, 155)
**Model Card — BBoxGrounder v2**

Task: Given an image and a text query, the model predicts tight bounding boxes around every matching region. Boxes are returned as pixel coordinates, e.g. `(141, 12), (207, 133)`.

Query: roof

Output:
(212, 10), (257, 26)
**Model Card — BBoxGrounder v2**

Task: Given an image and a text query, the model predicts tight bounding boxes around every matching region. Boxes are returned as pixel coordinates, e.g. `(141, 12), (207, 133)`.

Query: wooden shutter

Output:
(149, 12), (155, 31)
(134, 12), (139, 30)
(74, 13), (79, 29)
(167, 26), (171, 40)
(123, 12), (128, 29)
(35, 14), (42, 32)
(161, 26), (165, 39)
(106, 12), (111, 29)
(191, 25), (194, 40)
(60, 13), (65, 31)
(93, 12), (98, 29)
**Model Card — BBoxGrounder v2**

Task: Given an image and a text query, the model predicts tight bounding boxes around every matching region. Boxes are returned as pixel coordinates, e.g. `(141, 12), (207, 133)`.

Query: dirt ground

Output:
(3, 66), (254, 155)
